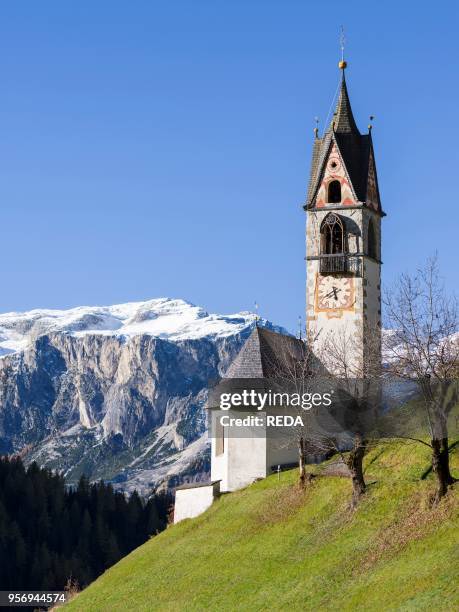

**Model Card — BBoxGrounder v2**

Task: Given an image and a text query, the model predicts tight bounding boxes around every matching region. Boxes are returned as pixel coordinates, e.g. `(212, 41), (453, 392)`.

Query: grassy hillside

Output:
(66, 442), (459, 611)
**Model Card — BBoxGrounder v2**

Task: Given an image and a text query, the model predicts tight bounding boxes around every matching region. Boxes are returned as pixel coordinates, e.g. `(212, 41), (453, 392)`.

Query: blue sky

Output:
(0, 1), (458, 333)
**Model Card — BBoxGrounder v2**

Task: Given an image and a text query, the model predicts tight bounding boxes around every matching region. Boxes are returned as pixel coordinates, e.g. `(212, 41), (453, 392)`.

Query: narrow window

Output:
(321, 214), (345, 254)
(215, 416), (225, 456)
(327, 180), (341, 204)
(367, 218), (377, 259)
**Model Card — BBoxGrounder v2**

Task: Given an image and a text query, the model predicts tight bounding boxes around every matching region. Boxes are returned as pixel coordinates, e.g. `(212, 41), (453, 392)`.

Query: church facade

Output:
(174, 59), (384, 520)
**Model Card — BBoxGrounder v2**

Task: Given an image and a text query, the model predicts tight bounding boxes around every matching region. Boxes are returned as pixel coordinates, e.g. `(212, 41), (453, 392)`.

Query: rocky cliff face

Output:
(0, 298), (270, 493)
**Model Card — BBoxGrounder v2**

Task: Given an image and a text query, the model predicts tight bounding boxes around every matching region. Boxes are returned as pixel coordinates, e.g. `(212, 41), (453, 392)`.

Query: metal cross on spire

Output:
(339, 26), (347, 70)
(340, 26), (346, 62)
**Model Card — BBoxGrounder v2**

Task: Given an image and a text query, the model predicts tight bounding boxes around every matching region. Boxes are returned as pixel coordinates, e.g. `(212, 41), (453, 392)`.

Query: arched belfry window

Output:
(367, 218), (377, 259)
(327, 180), (341, 204)
(321, 213), (345, 255)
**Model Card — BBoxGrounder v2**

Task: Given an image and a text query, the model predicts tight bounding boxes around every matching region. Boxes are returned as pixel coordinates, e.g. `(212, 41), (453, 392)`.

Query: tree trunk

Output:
(346, 436), (366, 506)
(298, 437), (314, 487)
(298, 437), (306, 488)
(431, 437), (455, 502)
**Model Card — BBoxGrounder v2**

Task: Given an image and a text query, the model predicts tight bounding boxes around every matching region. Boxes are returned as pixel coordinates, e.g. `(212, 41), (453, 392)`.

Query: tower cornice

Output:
(304, 203), (386, 217)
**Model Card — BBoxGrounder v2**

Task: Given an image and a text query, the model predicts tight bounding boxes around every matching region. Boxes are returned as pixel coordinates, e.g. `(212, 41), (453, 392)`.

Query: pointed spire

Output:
(331, 68), (360, 135)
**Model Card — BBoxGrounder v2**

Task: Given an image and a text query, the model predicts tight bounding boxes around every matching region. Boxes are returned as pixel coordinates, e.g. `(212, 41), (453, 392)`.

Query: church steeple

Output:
(331, 69), (360, 135)
(304, 48), (384, 375)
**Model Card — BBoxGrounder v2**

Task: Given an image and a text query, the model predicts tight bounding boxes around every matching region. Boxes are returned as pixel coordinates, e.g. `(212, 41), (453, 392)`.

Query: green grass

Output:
(66, 441), (459, 611)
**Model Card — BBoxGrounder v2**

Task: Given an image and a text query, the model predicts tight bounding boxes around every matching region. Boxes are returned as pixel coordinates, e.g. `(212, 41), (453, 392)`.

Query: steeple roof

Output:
(305, 65), (382, 213)
(330, 71), (360, 134)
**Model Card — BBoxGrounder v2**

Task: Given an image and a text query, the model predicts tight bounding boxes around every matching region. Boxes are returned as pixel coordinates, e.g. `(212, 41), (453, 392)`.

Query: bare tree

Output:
(317, 323), (383, 506)
(265, 331), (320, 488)
(268, 325), (382, 506)
(384, 255), (459, 502)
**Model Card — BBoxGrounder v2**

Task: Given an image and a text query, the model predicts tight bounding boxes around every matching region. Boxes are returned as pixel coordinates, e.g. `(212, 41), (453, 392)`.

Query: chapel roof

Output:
(225, 326), (305, 379)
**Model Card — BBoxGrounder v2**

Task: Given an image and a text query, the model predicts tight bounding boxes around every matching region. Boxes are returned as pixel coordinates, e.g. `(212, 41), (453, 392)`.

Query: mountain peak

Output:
(0, 297), (261, 357)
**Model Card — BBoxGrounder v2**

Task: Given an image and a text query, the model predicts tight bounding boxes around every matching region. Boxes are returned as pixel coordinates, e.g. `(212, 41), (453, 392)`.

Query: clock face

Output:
(317, 276), (353, 310)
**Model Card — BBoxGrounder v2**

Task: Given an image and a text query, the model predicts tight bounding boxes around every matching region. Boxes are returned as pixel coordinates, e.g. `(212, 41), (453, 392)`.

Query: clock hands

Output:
(324, 286), (341, 300)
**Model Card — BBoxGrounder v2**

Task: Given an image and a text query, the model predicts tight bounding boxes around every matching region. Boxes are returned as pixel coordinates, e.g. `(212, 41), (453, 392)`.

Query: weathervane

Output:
(339, 26), (347, 70)
(340, 26), (346, 61)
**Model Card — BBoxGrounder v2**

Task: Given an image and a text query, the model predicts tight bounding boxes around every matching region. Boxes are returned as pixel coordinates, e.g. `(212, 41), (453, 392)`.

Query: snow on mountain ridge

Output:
(0, 297), (264, 492)
(0, 298), (259, 357)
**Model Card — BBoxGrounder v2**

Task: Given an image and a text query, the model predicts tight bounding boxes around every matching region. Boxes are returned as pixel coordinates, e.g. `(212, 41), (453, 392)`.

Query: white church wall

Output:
(210, 420), (229, 491)
(226, 435), (266, 491)
(174, 481), (221, 523)
(225, 411), (267, 491)
(210, 409), (268, 492)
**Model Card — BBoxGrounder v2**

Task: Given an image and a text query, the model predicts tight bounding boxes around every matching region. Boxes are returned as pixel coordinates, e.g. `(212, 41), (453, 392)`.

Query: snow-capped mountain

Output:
(0, 298), (276, 493)
(0, 298), (260, 355)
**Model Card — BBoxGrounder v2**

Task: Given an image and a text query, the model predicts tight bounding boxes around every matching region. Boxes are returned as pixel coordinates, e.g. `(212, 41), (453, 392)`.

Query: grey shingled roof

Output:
(331, 73), (360, 135)
(225, 326), (264, 378)
(305, 71), (381, 212)
(225, 327), (305, 379)
(306, 131), (332, 206)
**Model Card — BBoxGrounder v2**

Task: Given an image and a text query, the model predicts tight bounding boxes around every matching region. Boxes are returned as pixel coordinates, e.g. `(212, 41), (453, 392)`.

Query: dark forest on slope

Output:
(0, 457), (172, 591)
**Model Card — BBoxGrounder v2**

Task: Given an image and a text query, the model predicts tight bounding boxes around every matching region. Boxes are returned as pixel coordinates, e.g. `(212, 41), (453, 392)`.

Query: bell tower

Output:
(304, 59), (384, 372)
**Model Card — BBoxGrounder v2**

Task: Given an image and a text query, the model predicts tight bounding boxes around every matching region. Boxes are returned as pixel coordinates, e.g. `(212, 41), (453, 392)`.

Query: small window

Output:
(215, 416), (225, 456)
(367, 219), (377, 259)
(327, 180), (341, 204)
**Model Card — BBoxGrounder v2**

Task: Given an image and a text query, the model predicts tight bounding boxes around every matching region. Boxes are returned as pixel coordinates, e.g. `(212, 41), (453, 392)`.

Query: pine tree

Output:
(0, 456), (170, 591)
